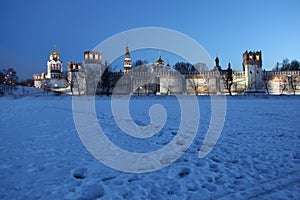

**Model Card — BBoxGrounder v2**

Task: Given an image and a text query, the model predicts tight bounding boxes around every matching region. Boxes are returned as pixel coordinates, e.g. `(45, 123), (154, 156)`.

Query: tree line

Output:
(0, 68), (34, 95)
(272, 59), (300, 71)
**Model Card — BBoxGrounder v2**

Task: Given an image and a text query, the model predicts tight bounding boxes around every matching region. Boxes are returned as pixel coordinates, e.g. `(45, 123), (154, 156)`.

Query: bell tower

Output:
(47, 45), (63, 79)
(124, 46), (131, 74)
(243, 50), (264, 92)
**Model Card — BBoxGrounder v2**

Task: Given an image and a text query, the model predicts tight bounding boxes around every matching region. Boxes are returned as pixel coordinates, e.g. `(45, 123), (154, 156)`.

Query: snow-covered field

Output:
(0, 95), (300, 199)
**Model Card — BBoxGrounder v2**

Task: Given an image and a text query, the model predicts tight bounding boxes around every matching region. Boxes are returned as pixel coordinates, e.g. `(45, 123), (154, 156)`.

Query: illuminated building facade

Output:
(33, 46), (300, 95)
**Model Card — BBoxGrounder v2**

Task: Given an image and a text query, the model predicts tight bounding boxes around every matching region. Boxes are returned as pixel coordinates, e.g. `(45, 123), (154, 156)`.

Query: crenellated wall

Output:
(35, 48), (300, 95)
(263, 70), (300, 95)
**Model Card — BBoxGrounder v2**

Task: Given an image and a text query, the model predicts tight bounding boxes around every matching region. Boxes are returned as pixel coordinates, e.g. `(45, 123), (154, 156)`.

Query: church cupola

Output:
(213, 55), (222, 71)
(166, 63), (171, 70)
(156, 55), (165, 66)
(215, 56), (219, 67)
(50, 51), (53, 60)
(49, 45), (60, 62)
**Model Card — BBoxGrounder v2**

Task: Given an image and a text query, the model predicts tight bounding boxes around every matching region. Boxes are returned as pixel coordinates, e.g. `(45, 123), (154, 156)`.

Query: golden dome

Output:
(156, 56), (165, 65)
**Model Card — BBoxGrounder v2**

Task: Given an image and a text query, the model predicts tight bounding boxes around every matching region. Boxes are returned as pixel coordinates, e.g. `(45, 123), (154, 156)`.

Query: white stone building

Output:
(33, 46), (67, 90)
(34, 46), (300, 95)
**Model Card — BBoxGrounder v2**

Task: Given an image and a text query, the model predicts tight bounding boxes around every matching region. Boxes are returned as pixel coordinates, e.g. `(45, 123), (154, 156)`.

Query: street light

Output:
(138, 86), (142, 96)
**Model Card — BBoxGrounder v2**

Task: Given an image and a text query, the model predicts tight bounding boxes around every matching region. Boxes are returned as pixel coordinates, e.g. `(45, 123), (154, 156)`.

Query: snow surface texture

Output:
(0, 95), (300, 199)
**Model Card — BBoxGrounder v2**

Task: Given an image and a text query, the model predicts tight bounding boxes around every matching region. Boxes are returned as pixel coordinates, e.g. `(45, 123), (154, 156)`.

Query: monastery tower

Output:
(243, 51), (264, 92)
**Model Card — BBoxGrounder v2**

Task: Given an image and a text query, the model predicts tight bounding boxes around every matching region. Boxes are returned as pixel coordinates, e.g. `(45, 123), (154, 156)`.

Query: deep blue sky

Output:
(0, 0), (299, 79)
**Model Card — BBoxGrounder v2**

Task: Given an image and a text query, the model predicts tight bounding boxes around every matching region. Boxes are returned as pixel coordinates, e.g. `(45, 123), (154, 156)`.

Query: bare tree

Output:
(174, 62), (197, 75)
(66, 72), (75, 95)
(0, 71), (5, 95)
(84, 64), (102, 95)
(223, 63), (233, 96)
(291, 60), (300, 71)
(68, 71), (84, 95)
(262, 69), (271, 95)
(272, 62), (280, 71)
(188, 75), (200, 95)
(289, 75), (298, 95)
(272, 59), (300, 71)
(76, 71), (86, 95)
(100, 66), (110, 96)
(280, 78), (288, 95)
(1, 68), (19, 95)
(203, 76), (210, 95)
(132, 60), (148, 68)
(166, 80), (171, 95)
(161, 79), (175, 95)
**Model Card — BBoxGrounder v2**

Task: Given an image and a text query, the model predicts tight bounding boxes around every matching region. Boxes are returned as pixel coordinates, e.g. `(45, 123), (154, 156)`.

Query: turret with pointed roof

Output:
(124, 45), (131, 73)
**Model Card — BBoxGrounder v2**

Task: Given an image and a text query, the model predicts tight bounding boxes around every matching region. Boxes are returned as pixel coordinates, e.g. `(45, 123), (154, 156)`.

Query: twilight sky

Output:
(0, 0), (299, 79)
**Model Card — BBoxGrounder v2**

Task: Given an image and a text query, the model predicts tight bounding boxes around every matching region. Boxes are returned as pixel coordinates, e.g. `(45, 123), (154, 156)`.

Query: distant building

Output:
(33, 46), (300, 95)
(33, 46), (67, 90)
(243, 51), (264, 93)
(47, 48), (63, 79)
(66, 50), (102, 95)
(116, 52), (181, 95)
(33, 73), (45, 88)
